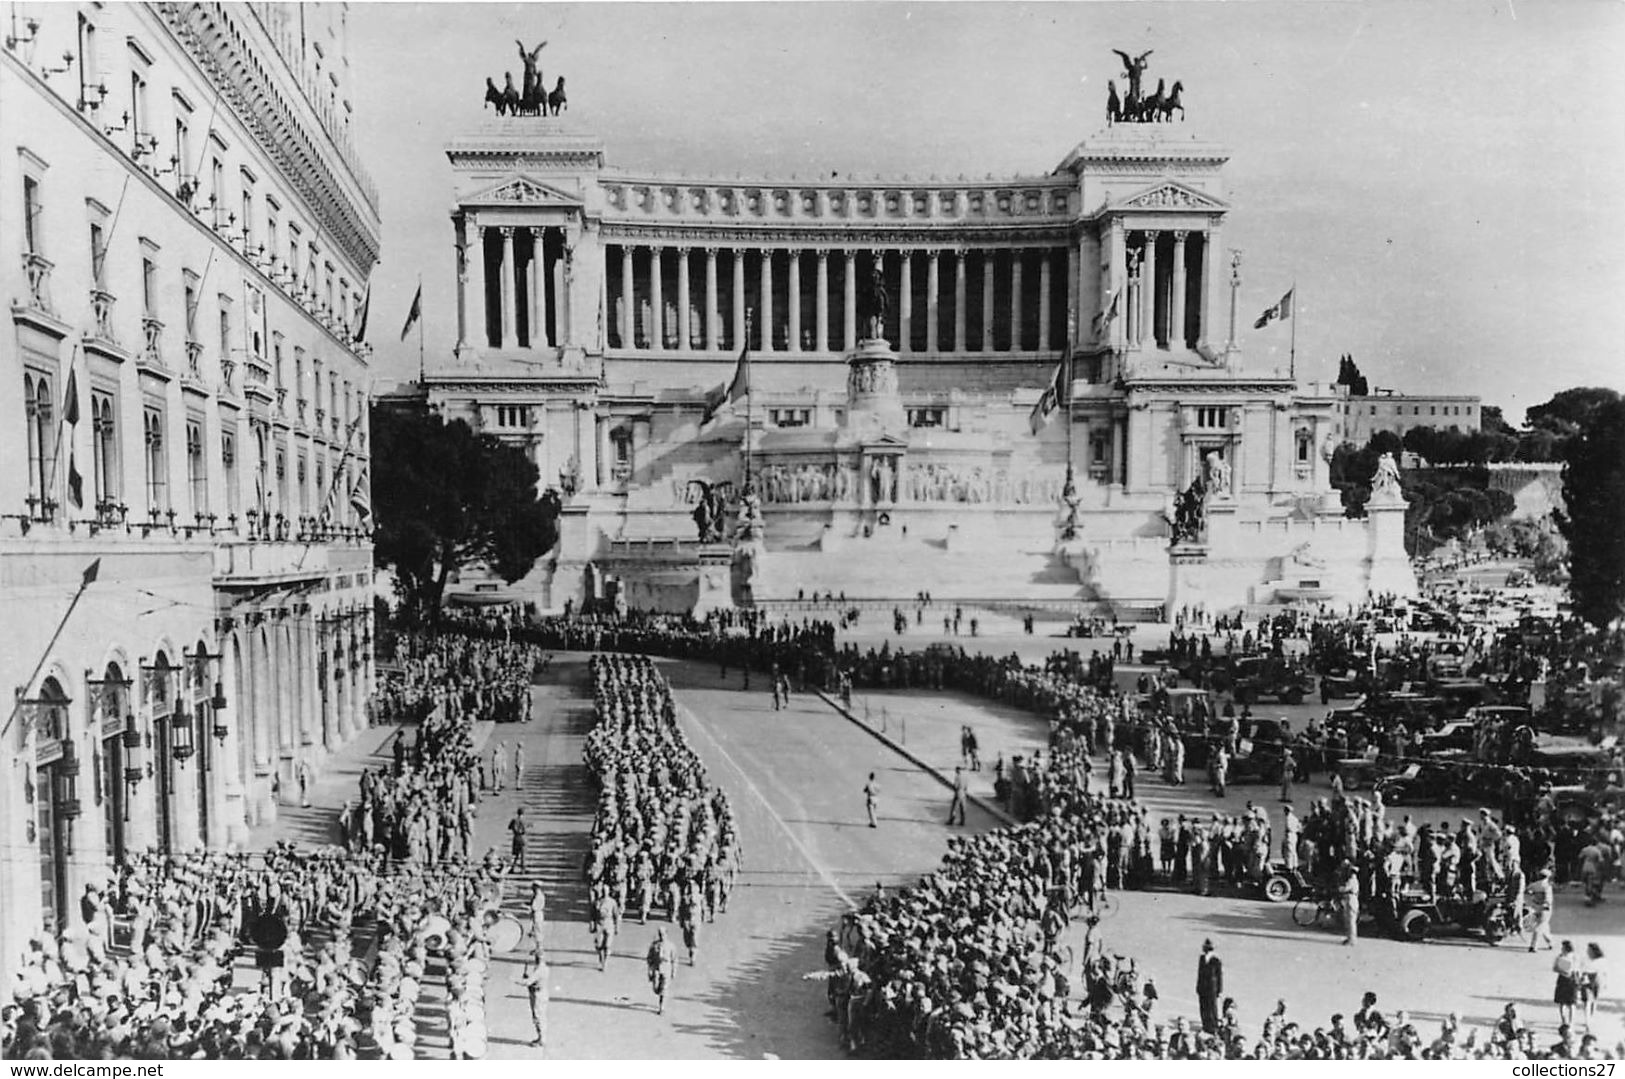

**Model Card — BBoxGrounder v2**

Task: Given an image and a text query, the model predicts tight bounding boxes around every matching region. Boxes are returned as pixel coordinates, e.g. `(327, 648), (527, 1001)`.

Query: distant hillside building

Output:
(1338, 389), (1481, 445)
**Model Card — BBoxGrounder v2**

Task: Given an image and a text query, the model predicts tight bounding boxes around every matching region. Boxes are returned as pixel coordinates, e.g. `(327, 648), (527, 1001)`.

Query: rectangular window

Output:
(91, 391), (119, 506)
(183, 272), (199, 340)
(89, 222), (106, 286)
(1091, 434), (1108, 466)
(22, 176), (42, 254)
(265, 202), (279, 269)
(129, 69), (149, 148)
(210, 157), (225, 226)
(221, 428), (239, 518)
(288, 224), (301, 282)
(173, 115), (192, 199)
(141, 256), (157, 317)
(297, 455), (309, 517)
(143, 406), (167, 514)
(77, 16), (99, 111)
(218, 299), (232, 371)
(186, 419), (207, 516)
(241, 189), (254, 248)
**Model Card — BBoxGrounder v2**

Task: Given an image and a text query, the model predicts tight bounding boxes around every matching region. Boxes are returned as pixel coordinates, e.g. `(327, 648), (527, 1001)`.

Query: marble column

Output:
(843, 250), (857, 347)
(1199, 225), (1221, 353)
(530, 227), (549, 349)
(815, 250), (829, 352)
(1009, 250), (1024, 351)
(468, 221), (487, 349)
(704, 248), (719, 350)
(787, 250), (801, 351)
(732, 249), (746, 350)
(620, 245), (635, 349)
(676, 247), (692, 351)
(1112, 418), (1126, 487)
(595, 414), (609, 487)
(1109, 219), (1127, 351)
(499, 228), (517, 350)
(1141, 231), (1158, 349)
(649, 244), (664, 349)
(953, 250), (967, 352)
(898, 251), (913, 353)
(574, 403), (592, 491)
(1171, 230), (1188, 351)
(981, 251), (995, 352)
(758, 248), (773, 351)
(454, 236), (468, 350)
(1038, 252), (1052, 352)
(925, 250), (940, 353)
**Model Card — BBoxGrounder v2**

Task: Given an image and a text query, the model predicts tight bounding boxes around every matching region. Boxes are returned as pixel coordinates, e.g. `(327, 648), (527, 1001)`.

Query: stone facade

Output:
(1, 1), (377, 983)
(415, 108), (1412, 615)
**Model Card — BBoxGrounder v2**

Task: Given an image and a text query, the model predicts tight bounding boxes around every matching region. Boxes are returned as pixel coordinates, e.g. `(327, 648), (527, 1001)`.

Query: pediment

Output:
(1116, 180), (1227, 212)
(463, 174), (583, 208)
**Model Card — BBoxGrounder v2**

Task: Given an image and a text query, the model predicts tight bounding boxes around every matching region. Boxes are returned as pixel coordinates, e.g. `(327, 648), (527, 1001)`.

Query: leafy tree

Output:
(1527, 386), (1621, 435)
(1481, 405), (1518, 438)
(1556, 397), (1625, 627)
(371, 404), (561, 619)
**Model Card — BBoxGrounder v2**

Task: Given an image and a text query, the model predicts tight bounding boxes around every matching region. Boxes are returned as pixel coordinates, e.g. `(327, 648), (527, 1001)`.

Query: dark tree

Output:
(1556, 397), (1625, 627)
(1334, 354), (1370, 397)
(1528, 387), (1621, 436)
(1481, 405), (1518, 438)
(371, 404), (560, 619)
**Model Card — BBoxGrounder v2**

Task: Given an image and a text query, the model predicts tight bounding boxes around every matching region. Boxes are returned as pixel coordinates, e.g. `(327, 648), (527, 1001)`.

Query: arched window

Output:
(25, 373), (54, 508)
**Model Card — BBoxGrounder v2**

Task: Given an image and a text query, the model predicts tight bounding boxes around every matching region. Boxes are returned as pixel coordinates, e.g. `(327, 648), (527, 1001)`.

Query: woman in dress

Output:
(1553, 939), (1580, 1029)
(1580, 942), (1606, 1032)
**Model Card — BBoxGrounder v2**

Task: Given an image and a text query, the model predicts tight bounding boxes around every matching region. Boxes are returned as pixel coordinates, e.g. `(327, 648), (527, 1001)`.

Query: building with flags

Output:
(0, 2), (380, 981)
(400, 52), (1406, 617)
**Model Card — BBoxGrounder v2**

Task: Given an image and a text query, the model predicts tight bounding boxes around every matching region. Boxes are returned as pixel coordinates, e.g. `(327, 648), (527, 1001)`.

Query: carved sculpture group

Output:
(686, 461), (1068, 508)
(1106, 49), (1185, 124)
(484, 39), (567, 117)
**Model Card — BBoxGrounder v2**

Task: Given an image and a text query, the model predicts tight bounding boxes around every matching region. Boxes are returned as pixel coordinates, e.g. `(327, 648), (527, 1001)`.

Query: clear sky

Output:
(349, 1), (1625, 424)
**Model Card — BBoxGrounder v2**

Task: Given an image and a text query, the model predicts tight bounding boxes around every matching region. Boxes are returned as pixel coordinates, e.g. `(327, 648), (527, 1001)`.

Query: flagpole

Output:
(743, 310), (754, 488)
(417, 275), (425, 383)
(1289, 280), (1298, 381)
(1065, 319), (1075, 475)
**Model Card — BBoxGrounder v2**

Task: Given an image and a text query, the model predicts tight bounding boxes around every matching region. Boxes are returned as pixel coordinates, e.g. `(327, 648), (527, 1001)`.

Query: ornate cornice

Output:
(598, 223), (1073, 247)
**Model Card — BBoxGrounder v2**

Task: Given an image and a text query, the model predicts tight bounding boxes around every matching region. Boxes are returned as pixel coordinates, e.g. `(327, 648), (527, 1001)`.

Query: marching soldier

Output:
(647, 928), (678, 1014)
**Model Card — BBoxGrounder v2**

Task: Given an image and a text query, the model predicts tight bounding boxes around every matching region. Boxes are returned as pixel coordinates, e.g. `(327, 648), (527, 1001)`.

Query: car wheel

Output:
(1263, 875), (1293, 903)
(1399, 909), (1431, 942)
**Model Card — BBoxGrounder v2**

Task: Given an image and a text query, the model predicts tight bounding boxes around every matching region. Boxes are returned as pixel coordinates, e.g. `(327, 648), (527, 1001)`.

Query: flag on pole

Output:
(701, 342), (751, 425)
(399, 284), (422, 341)
(1028, 356), (1068, 435)
(1254, 288), (1294, 329)
(63, 367), (83, 509)
(353, 282), (371, 342)
(1092, 289), (1121, 337)
(348, 464), (371, 521)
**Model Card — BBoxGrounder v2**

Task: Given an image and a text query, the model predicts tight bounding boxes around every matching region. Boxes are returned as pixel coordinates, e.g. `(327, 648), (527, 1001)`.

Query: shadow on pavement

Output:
(674, 923), (837, 1059)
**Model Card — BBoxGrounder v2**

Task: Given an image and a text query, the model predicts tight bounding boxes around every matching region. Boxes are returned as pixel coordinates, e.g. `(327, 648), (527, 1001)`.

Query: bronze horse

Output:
(547, 76), (567, 116)
(1107, 79), (1121, 124)
(484, 76), (505, 115)
(1156, 80), (1184, 122)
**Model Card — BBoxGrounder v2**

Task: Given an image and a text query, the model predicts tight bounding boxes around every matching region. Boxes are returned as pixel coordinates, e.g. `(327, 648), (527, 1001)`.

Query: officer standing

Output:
(516, 949), (549, 1048)
(863, 772), (879, 828)
(946, 766), (968, 826)
(1196, 939), (1223, 1034)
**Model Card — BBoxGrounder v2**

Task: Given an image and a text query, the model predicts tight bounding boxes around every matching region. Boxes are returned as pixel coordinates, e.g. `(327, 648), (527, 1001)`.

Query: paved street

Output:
(251, 640), (1625, 1057)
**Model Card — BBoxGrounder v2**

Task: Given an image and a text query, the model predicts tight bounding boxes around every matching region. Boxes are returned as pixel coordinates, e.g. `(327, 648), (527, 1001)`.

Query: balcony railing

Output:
(20, 251), (55, 316)
(185, 340), (205, 380)
(89, 288), (119, 345)
(141, 316), (165, 368)
(245, 359), (271, 388)
(220, 358), (237, 394)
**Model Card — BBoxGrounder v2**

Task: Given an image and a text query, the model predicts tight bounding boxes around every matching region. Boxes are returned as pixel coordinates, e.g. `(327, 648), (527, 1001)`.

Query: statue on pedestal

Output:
(688, 479), (733, 544)
(860, 262), (890, 341)
(1169, 476), (1207, 543)
(1372, 452), (1402, 497)
(734, 482), (764, 544)
(1202, 450), (1232, 500)
(1059, 465), (1081, 541)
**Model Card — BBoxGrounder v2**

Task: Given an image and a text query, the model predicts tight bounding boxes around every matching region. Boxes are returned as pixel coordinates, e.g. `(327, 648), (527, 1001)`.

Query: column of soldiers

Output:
(582, 655), (740, 993)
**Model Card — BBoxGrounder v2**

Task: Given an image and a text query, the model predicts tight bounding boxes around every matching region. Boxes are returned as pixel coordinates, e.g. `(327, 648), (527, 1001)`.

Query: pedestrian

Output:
(514, 742), (526, 792)
(516, 949), (549, 1048)
(593, 891), (620, 970)
(966, 728), (980, 771)
(947, 766), (968, 826)
(1338, 859), (1361, 946)
(647, 927), (677, 1014)
(863, 772), (879, 828)
(1554, 940), (1580, 1028)
(1122, 751), (1137, 800)
(271, 770), (283, 806)
(529, 883), (547, 950)
(509, 806), (528, 871)
(1581, 942), (1605, 1031)
(493, 742), (508, 793)
(1529, 868), (1555, 952)
(297, 760), (311, 807)
(1196, 939), (1223, 1034)
(1279, 749), (1294, 804)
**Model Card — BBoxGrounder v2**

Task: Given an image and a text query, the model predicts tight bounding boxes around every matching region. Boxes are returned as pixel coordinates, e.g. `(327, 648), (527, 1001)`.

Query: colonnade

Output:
(460, 224), (567, 351)
(604, 245), (1069, 355)
(1110, 226), (1219, 353)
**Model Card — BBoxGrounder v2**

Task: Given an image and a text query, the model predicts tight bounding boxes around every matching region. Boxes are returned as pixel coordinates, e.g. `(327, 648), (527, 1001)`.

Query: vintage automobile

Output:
(1320, 672), (1370, 704)
(1419, 720), (1478, 757)
(1230, 656), (1315, 706)
(1373, 762), (1469, 806)
(1258, 861), (1317, 903)
(1379, 884), (1522, 944)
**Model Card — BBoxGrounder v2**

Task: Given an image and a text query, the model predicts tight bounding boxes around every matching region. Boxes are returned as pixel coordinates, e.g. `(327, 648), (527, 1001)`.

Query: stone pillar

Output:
(953, 250), (967, 352)
(649, 244), (664, 349)
(1171, 230), (1188, 351)
(1112, 418), (1125, 487)
(468, 223), (487, 348)
(1199, 224), (1221, 353)
(1123, 410), (1141, 491)
(787, 249), (801, 351)
(595, 414), (609, 487)
(758, 248), (773, 351)
(732, 249), (746, 349)
(815, 250), (829, 352)
(531, 227), (549, 349)
(1067, 236), (1081, 344)
(620, 244), (635, 350)
(898, 251), (913, 353)
(1141, 231), (1158, 349)
(574, 403), (592, 491)
(1038, 252), (1052, 351)
(925, 250), (940, 353)
(1009, 250), (1024, 351)
(676, 247), (692, 351)
(454, 229), (468, 351)
(843, 250), (857, 347)
(499, 227), (517, 350)
(704, 247), (719, 350)
(1109, 219), (1127, 352)
(981, 250), (995, 352)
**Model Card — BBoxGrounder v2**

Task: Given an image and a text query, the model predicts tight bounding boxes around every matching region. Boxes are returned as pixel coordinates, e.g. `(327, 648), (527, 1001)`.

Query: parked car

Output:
(1419, 720), (1478, 757)
(1230, 657), (1315, 706)
(1379, 884), (1521, 944)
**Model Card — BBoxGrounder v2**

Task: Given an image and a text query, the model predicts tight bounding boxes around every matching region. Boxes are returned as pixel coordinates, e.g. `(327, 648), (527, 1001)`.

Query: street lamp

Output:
(170, 704), (195, 762)
(56, 740), (82, 820)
